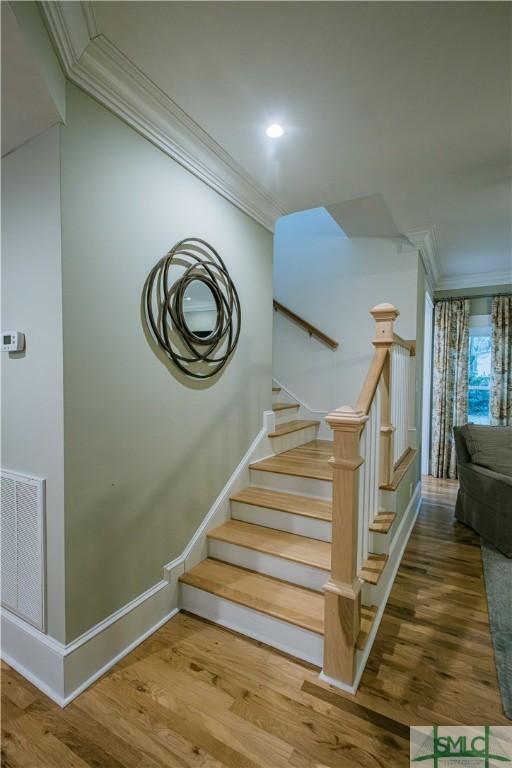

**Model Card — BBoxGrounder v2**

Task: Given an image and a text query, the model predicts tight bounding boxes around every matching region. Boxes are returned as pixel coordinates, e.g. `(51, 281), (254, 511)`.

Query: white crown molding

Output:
(39, 2), (286, 232)
(436, 270), (512, 291)
(401, 225), (511, 292)
(402, 226), (441, 291)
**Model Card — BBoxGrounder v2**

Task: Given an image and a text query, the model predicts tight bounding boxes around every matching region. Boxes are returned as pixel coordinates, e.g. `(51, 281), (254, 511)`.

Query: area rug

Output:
(481, 540), (512, 719)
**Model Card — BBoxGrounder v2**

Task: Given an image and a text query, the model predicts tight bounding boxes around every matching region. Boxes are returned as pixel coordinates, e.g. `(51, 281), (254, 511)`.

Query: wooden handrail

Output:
(355, 347), (388, 415)
(393, 333), (416, 356)
(273, 300), (339, 350)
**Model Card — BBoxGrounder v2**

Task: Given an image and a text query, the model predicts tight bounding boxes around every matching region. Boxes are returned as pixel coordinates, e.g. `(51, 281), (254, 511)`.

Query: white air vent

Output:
(1, 471), (45, 631)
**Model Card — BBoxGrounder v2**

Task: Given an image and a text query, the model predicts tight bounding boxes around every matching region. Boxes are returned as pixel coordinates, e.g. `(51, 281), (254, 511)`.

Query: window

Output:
(468, 316), (492, 424)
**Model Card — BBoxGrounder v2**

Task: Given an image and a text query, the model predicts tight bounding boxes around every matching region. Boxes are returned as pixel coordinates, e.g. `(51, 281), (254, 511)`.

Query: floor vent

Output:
(1, 470), (46, 631)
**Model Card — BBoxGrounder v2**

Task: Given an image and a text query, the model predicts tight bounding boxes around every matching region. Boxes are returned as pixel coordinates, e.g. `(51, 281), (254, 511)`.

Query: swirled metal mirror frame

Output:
(144, 238), (241, 379)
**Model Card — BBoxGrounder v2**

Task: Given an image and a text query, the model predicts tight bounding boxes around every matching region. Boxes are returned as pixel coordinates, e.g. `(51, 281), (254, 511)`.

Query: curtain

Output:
(491, 295), (512, 426)
(431, 299), (470, 478)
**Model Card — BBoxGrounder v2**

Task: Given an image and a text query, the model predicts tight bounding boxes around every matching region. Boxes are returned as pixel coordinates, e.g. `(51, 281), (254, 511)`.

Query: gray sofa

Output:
(454, 424), (512, 557)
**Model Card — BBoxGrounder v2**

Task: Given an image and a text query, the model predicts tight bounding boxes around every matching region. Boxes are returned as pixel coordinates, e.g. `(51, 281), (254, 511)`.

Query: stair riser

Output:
(180, 583), (324, 667)
(208, 539), (329, 592)
(230, 501), (332, 542)
(367, 530), (391, 555)
(250, 469), (332, 501)
(274, 407), (300, 425)
(269, 425), (319, 454)
(250, 469), (332, 500)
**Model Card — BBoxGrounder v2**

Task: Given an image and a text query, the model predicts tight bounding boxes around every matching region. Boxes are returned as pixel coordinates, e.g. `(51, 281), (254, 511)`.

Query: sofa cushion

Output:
(461, 424), (512, 477)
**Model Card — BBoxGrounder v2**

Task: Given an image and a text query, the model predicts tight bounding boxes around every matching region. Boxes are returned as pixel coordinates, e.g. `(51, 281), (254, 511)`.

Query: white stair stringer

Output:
(181, 583), (323, 667)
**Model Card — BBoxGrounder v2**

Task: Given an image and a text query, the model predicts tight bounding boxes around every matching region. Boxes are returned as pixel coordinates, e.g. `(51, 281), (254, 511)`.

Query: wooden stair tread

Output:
(268, 419), (320, 438)
(208, 520), (331, 571)
(251, 440), (332, 480)
(368, 511), (396, 534)
(358, 553), (388, 585)
(180, 559), (324, 634)
(272, 402), (299, 412)
(272, 386), (281, 392)
(181, 560), (377, 647)
(230, 487), (332, 522)
(357, 605), (378, 650)
(380, 448), (417, 491)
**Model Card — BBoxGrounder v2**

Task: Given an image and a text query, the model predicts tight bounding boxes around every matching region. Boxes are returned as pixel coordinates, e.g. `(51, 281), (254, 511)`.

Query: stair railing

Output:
(323, 303), (413, 687)
(390, 335), (415, 468)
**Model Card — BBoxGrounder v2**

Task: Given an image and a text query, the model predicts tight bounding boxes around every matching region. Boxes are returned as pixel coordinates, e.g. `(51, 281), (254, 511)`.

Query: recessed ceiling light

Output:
(266, 124), (284, 138)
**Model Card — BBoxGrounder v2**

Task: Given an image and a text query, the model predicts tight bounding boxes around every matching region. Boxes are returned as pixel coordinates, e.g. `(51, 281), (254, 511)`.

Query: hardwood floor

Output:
(1, 476), (507, 768)
(421, 474), (459, 507)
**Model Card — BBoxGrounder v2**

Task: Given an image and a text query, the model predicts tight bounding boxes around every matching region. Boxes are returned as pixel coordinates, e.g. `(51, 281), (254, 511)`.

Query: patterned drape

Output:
(491, 295), (512, 426)
(431, 299), (470, 479)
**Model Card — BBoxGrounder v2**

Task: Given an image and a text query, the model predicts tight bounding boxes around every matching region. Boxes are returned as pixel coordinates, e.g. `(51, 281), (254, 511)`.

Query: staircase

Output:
(180, 303), (417, 691)
(181, 387), (383, 668)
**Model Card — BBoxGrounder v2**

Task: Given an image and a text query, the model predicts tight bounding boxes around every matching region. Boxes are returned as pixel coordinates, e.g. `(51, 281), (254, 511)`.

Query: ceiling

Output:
(1, 3), (62, 156)
(68, 3), (512, 284)
(92, 1), (512, 285)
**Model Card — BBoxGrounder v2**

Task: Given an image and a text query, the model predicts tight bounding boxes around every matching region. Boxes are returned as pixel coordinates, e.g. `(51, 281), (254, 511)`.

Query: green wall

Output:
(60, 84), (273, 641)
(1, 126), (66, 642)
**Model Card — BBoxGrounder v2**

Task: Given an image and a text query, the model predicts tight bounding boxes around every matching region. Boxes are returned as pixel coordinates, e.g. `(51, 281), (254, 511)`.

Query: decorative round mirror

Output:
(144, 238), (241, 379)
(182, 279), (219, 341)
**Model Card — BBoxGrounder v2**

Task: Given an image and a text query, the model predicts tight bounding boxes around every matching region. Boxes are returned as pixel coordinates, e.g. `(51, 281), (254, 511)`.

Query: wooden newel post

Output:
(323, 406), (367, 686)
(370, 303), (399, 487)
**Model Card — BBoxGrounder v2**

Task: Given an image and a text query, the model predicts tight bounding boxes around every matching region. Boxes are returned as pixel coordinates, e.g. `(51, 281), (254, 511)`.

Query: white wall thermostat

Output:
(2, 331), (25, 352)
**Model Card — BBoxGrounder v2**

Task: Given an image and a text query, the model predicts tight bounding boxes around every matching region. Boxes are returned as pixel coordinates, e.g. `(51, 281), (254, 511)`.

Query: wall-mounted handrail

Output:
(273, 300), (339, 350)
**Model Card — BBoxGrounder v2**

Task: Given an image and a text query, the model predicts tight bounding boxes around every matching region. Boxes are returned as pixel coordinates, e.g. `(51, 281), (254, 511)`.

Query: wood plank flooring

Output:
(2, 476), (508, 768)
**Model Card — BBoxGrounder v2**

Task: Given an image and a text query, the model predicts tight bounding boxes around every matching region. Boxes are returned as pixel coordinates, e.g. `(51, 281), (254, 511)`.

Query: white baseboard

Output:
(1, 576), (180, 707)
(1, 411), (274, 707)
(322, 481), (421, 694)
(1, 611), (65, 703)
